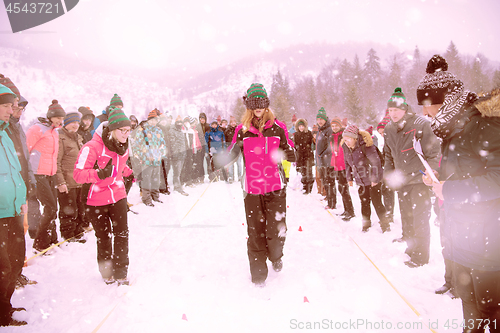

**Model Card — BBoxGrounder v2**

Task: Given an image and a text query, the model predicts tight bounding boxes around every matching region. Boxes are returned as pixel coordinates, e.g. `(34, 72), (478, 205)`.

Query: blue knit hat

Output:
(64, 112), (81, 127)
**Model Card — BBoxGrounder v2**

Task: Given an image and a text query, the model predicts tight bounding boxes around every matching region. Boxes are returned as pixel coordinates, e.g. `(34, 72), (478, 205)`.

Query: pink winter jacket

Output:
(329, 129), (346, 171)
(228, 119), (295, 195)
(26, 120), (59, 176)
(73, 124), (132, 206)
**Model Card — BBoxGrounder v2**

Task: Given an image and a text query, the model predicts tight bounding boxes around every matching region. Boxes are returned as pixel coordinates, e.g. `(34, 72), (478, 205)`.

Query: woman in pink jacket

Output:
(226, 83), (295, 286)
(26, 100), (65, 252)
(74, 107), (132, 285)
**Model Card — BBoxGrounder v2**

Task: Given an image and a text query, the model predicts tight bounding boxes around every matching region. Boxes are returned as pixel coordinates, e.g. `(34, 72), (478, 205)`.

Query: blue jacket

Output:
(205, 126), (225, 155)
(439, 96), (500, 271)
(0, 120), (27, 218)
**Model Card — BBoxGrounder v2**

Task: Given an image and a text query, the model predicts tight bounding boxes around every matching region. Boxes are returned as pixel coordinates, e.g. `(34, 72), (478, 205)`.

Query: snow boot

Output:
(0, 318), (27, 327)
(362, 220), (371, 233)
(272, 259), (283, 272)
(342, 212), (355, 222)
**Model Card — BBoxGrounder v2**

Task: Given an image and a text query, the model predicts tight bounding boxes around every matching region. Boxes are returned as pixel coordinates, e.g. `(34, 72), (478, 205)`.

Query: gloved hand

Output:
(97, 159), (114, 180)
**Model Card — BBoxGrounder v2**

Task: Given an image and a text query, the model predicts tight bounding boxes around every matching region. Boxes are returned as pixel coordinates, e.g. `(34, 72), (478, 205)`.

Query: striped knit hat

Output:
(316, 107), (327, 122)
(342, 124), (359, 139)
(377, 110), (391, 131)
(0, 74), (20, 98)
(331, 117), (342, 128)
(47, 100), (66, 119)
(387, 87), (409, 111)
(0, 84), (16, 105)
(64, 112), (81, 127)
(243, 83), (270, 110)
(416, 55), (462, 106)
(108, 106), (131, 131)
(148, 108), (162, 120)
(110, 94), (123, 107)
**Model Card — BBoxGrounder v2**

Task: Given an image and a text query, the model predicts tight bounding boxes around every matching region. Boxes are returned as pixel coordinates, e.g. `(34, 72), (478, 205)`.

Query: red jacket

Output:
(73, 124), (132, 206)
(330, 129), (346, 171)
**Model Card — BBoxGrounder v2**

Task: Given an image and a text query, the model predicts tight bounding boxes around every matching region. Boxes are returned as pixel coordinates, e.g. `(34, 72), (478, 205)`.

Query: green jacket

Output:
(0, 120), (27, 218)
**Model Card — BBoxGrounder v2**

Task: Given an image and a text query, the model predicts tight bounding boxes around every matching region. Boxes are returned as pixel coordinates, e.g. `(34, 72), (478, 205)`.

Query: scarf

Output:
(431, 84), (478, 140)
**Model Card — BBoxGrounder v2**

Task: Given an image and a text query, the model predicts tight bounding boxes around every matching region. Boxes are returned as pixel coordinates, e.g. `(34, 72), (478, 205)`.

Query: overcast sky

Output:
(1, 0), (499, 72)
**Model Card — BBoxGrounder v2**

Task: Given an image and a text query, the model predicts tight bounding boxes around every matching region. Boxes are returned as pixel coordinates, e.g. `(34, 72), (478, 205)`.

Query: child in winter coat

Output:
(205, 120), (228, 181)
(129, 109), (166, 206)
(330, 117), (355, 219)
(56, 112), (87, 242)
(342, 125), (390, 233)
(74, 107), (133, 285)
(26, 100), (66, 252)
(226, 83), (296, 286)
(293, 118), (314, 194)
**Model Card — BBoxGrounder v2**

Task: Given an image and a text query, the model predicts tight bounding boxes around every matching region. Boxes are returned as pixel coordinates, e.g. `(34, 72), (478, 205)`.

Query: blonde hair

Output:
(241, 108), (275, 133)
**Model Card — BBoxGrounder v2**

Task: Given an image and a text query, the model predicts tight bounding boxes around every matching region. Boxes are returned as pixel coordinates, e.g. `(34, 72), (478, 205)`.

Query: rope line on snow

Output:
(323, 207), (438, 333)
(92, 175), (219, 332)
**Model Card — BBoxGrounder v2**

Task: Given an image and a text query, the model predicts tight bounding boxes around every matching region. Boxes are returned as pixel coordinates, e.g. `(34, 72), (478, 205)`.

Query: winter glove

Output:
(97, 159), (114, 180)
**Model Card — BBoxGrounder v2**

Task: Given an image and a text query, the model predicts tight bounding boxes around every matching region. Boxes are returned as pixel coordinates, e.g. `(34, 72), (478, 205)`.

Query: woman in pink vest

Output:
(226, 83), (295, 287)
(26, 100), (65, 252)
(74, 107), (133, 285)
(329, 117), (355, 220)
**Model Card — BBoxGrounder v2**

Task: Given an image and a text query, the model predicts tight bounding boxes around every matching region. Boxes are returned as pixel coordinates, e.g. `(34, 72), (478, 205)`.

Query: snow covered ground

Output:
(12, 168), (464, 333)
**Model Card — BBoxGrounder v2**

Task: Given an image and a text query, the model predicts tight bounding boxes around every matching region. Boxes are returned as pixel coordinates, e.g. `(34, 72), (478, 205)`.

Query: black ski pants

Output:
(87, 198), (129, 280)
(33, 174), (58, 250)
(0, 216), (25, 324)
(244, 189), (287, 283)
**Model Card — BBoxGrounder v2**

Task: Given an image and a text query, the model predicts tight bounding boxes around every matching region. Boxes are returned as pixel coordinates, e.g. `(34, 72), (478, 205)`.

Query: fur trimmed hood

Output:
(295, 118), (309, 132)
(475, 88), (500, 118)
(340, 129), (373, 148)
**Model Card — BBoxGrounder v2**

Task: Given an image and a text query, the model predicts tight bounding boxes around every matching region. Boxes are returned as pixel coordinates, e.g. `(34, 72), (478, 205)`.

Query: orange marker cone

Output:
(182, 314), (188, 321)
(298, 226), (303, 232)
(304, 296), (309, 303)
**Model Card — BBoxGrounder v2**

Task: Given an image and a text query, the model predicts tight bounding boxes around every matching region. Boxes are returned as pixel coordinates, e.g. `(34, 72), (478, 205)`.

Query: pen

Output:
(419, 170), (426, 176)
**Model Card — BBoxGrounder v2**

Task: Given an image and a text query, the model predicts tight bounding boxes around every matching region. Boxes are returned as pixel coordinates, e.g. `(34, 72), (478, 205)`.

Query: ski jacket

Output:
(439, 92), (500, 271)
(228, 118), (295, 195)
(342, 130), (383, 186)
(225, 125), (237, 144)
(0, 120), (27, 218)
(129, 122), (166, 167)
(73, 122), (133, 206)
(293, 118), (314, 168)
(26, 118), (59, 176)
(168, 121), (188, 161)
(205, 126), (225, 155)
(6, 115), (35, 188)
(56, 127), (83, 189)
(315, 119), (333, 167)
(330, 129), (346, 171)
(383, 113), (440, 188)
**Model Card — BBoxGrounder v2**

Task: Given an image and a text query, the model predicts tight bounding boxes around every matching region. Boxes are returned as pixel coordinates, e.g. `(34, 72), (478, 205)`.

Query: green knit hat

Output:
(110, 93), (123, 107)
(243, 83), (270, 110)
(387, 87), (408, 111)
(108, 106), (131, 131)
(316, 107), (327, 121)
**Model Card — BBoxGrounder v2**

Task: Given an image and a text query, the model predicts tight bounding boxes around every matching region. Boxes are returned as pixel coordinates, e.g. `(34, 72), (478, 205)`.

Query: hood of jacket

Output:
(340, 129), (373, 148)
(475, 89), (500, 118)
(295, 118), (309, 132)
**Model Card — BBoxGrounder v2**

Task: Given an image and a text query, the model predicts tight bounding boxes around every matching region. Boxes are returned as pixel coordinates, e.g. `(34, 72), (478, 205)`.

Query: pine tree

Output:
(405, 46), (424, 107)
(270, 70), (294, 124)
(344, 82), (362, 124)
(470, 54), (490, 93)
(232, 96), (246, 123)
(445, 41), (463, 78)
